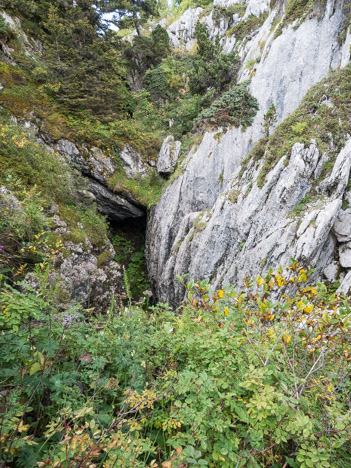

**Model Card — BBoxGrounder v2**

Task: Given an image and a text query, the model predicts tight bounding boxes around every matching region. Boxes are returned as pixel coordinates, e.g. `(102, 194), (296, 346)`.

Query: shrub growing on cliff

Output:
(198, 81), (259, 128)
(188, 22), (239, 95)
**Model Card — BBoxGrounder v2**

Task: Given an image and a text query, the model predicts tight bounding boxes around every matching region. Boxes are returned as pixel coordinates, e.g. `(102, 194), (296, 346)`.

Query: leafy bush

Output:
(1, 263), (350, 466)
(168, 93), (203, 138)
(198, 82), (259, 128)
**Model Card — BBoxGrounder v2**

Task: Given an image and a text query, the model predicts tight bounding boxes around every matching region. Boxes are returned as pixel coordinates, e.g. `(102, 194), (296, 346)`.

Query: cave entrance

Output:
(108, 215), (151, 304)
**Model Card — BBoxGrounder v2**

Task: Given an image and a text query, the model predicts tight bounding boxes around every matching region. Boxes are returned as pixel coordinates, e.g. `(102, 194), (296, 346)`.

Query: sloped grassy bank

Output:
(0, 263), (350, 467)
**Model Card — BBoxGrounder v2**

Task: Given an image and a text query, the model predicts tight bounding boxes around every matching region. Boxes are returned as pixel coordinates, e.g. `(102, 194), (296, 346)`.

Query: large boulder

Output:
(120, 143), (148, 179)
(156, 136), (181, 176)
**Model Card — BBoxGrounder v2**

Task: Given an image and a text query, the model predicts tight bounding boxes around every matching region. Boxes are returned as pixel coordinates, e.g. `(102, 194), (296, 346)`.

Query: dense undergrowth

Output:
(0, 263), (350, 467)
(0, 112), (108, 283)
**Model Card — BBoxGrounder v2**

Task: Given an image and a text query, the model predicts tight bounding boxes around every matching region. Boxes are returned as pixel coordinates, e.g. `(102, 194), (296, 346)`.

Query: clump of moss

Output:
(109, 168), (164, 209)
(241, 65), (351, 188)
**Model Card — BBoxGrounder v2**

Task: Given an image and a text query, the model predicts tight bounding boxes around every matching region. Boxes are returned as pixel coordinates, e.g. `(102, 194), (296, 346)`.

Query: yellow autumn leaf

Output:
(256, 275), (264, 287)
(282, 334), (291, 343)
(276, 274), (285, 287)
(297, 300), (305, 311)
(29, 362), (41, 376)
(224, 307), (229, 316)
(218, 290), (224, 298)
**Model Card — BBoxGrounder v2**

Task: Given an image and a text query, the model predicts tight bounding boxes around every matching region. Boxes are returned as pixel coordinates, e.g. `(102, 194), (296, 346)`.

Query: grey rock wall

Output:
(147, 0), (351, 306)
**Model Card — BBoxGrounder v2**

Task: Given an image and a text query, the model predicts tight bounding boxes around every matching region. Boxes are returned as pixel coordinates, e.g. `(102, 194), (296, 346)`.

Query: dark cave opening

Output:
(107, 214), (151, 303)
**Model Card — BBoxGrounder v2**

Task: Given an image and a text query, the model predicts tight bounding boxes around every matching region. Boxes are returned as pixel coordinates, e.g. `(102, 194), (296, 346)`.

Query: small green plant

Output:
(245, 58), (257, 70)
(112, 232), (150, 301)
(262, 102), (278, 137)
(291, 194), (311, 216)
(227, 189), (241, 203)
(291, 120), (308, 135)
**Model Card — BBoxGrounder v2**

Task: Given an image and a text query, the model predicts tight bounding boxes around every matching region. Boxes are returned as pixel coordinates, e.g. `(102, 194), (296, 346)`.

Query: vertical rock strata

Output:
(147, 0), (351, 306)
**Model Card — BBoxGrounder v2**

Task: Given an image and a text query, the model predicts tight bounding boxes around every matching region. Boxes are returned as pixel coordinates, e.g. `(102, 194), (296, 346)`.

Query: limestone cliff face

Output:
(147, 0), (351, 306)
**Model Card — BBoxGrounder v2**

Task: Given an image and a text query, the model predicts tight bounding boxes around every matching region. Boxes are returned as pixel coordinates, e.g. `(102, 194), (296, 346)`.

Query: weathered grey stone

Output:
(213, 0), (242, 6)
(77, 190), (96, 203)
(319, 139), (351, 198)
(157, 136), (181, 175)
(53, 215), (67, 229)
(341, 26), (351, 68)
(120, 143), (147, 179)
(147, 138), (350, 306)
(323, 262), (339, 282)
(147, 1), (349, 306)
(0, 186), (22, 213)
(56, 139), (80, 158)
(337, 270), (351, 295)
(51, 237), (123, 313)
(56, 139), (115, 184)
(167, 8), (203, 50)
(333, 208), (351, 242)
(243, 0), (270, 19)
(88, 179), (144, 221)
(339, 242), (351, 268)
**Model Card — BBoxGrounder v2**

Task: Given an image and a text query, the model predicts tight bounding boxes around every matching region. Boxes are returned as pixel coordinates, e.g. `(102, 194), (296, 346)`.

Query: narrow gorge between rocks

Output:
(0, 0), (351, 466)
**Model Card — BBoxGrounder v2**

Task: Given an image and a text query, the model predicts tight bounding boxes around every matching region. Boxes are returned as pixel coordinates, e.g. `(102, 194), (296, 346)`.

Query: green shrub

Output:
(144, 67), (173, 101)
(188, 22), (239, 95)
(198, 82), (259, 128)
